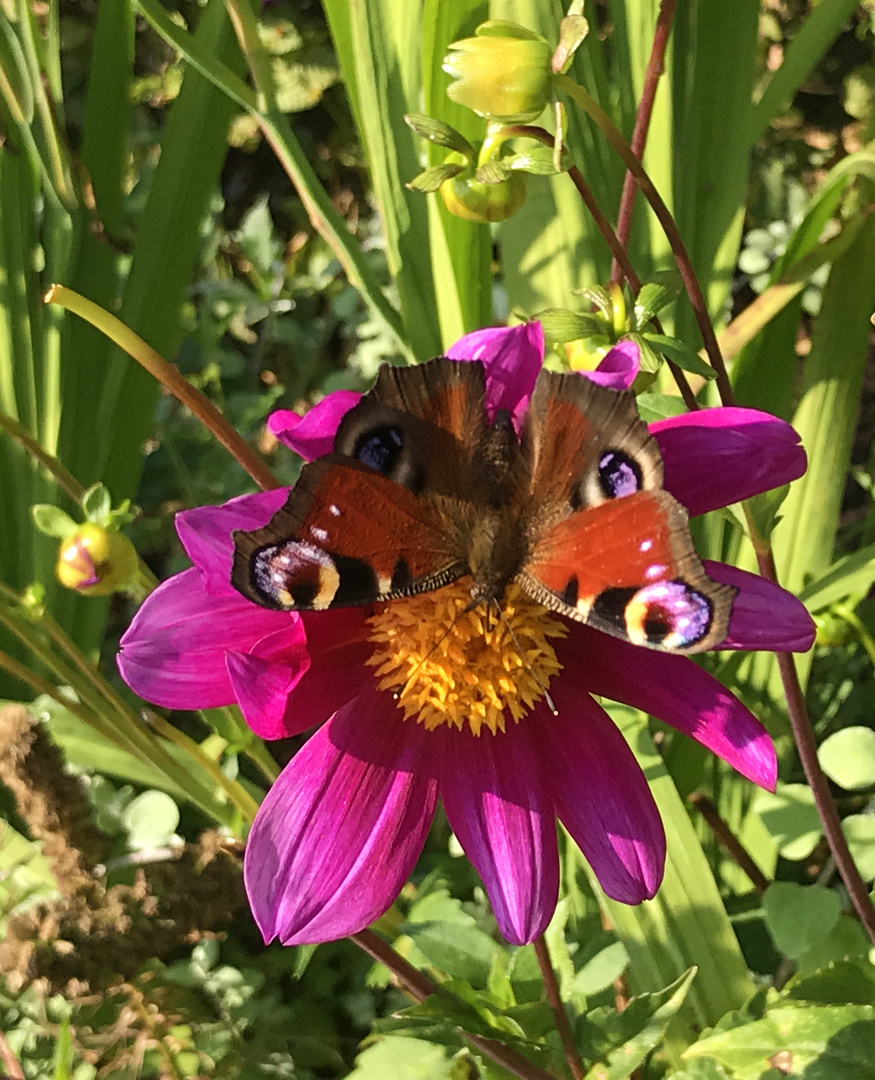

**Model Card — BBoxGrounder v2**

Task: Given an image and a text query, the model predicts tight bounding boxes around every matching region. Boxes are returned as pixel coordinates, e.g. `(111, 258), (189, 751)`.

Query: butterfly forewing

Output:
(231, 360), (490, 612)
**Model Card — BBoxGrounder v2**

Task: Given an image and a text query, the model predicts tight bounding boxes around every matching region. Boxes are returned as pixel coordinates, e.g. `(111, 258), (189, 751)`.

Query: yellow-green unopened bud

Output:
(440, 153), (527, 222)
(444, 26), (552, 123)
(56, 523), (138, 596)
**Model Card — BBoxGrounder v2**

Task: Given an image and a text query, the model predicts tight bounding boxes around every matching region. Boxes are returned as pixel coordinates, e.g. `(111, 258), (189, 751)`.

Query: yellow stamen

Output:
(366, 581), (566, 736)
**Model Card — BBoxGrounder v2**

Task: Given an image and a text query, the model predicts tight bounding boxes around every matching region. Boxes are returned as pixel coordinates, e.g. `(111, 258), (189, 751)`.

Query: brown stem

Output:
(751, 545), (875, 944)
(0, 1030), (25, 1080)
(533, 936), (584, 1080)
(689, 791), (770, 895)
(555, 74), (735, 407)
(352, 930), (560, 1080)
(502, 126), (697, 411)
(611, 0), (678, 282)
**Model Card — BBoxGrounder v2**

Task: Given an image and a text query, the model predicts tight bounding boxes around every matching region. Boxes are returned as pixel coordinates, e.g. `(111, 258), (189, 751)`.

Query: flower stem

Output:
(748, 538), (875, 944)
(554, 73), (734, 406)
(611, 0), (677, 282)
(688, 791), (770, 896)
(502, 125), (697, 411)
(0, 1029), (24, 1080)
(351, 930), (560, 1080)
(44, 285), (281, 493)
(0, 408), (85, 503)
(533, 935), (583, 1080)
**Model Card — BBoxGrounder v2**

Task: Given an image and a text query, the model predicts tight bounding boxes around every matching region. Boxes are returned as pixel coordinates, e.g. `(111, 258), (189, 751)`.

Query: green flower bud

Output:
(56, 523), (138, 596)
(443, 22), (553, 123)
(440, 151), (527, 222)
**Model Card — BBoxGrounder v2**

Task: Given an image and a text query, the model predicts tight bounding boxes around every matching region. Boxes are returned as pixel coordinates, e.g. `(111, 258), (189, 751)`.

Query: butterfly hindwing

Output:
(519, 369), (735, 652)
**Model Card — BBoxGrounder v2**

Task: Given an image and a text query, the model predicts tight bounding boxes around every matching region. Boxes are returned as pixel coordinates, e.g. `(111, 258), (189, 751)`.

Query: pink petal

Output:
(537, 682), (665, 903)
(226, 650), (309, 739)
(268, 391), (362, 461)
(571, 628), (777, 790)
(241, 609), (375, 739)
(651, 408), (806, 516)
(244, 692), (438, 945)
(704, 560), (815, 652)
(584, 339), (640, 390)
(438, 724), (558, 945)
(118, 569), (298, 709)
(176, 488), (290, 592)
(446, 323), (544, 428)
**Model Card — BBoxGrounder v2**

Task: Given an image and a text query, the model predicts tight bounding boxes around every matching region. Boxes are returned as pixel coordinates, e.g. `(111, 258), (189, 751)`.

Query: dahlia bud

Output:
(443, 22), (553, 124)
(440, 151), (528, 222)
(55, 522), (138, 596)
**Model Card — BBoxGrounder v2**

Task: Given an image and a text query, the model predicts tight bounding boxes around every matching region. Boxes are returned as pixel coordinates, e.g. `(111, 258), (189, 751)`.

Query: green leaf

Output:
(799, 545), (875, 611)
(581, 968), (697, 1080)
(754, 783), (822, 859)
(762, 882), (841, 961)
(348, 1035), (458, 1080)
(818, 727), (875, 791)
(30, 503), (77, 539)
(403, 920), (503, 987)
(786, 958), (875, 1006)
(634, 393), (687, 422)
(684, 1004), (875, 1079)
(841, 815), (875, 882)
(121, 789), (180, 850)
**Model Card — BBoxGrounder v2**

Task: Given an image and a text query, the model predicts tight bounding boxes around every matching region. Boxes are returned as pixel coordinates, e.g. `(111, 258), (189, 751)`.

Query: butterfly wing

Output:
(518, 369), (735, 652)
(231, 359), (488, 611)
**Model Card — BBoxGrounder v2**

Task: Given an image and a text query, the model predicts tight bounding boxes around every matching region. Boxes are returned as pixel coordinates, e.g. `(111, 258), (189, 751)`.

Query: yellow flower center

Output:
(366, 580), (566, 736)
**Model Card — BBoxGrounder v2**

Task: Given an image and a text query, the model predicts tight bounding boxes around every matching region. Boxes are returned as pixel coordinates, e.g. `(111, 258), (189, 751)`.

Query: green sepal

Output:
(634, 278), (681, 325)
(473, 20), (545, 42)
(645, 333), (717, 379)
(552, 14), (589, 75)
(82, 482), (112, 524)
(407, 162), (467, 193)
(537, 307), (605, 342)
(474, 160), (511, 184)
(501, 146), (568, 175)
(30, 504), (79, 540)
(403, 113), (474, 155)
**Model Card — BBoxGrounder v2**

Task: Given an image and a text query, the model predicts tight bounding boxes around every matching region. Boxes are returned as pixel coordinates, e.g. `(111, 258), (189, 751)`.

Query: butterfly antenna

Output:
(490, 599), (559, 717)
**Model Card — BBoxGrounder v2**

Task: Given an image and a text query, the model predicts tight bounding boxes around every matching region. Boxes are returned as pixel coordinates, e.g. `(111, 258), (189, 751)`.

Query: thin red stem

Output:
(351, 930), (561, 1080)
(611, 0), (678, 282)
(555, 74), (735, 406)
(533, 936), (584, 1080)
(751, 546), (875, 944)
(689, 791), (770, 895)
(502, 126), (697, 411)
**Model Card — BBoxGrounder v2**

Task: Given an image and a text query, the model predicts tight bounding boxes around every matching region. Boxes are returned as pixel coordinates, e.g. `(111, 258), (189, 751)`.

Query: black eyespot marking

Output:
(558, 575), (579, 607)
(353, 425), (404, 475)
(598, 450), (642, 499)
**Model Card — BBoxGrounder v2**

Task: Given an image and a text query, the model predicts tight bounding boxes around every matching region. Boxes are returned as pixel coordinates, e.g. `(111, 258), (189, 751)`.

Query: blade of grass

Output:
(323, 0), (441, 359)
(422, 0), (492, 343)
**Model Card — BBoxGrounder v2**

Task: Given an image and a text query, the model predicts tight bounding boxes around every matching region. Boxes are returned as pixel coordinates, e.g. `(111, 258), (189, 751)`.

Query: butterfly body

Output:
(232, 357), (735, 653)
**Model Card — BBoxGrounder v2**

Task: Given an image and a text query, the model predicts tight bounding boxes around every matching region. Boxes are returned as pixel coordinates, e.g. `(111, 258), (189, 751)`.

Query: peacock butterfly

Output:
(231, 358), (735, 653)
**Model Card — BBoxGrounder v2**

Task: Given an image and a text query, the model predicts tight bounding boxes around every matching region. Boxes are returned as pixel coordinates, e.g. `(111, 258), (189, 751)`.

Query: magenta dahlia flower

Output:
(118, 324), (814, 947)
